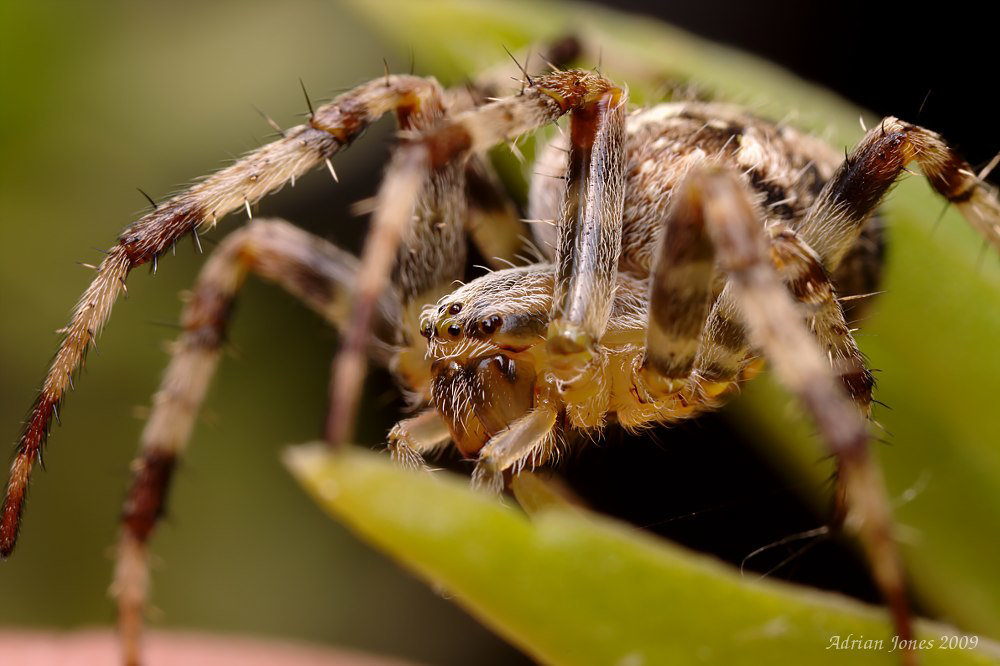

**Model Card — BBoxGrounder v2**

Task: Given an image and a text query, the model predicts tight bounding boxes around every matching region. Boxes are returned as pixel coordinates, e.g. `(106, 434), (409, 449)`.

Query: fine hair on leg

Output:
(798, 117), (1000, 270)
(642, 167), (913, 659)
(1, 73), (452, 558)
(111, 219), (398, 666)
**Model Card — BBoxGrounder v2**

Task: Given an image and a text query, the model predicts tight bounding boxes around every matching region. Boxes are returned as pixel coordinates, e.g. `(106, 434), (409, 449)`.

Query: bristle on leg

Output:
(2, 73), (448, 557)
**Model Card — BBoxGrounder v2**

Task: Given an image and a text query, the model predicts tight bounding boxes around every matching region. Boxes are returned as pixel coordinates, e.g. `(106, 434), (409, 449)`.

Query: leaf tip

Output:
(282, 441), (340, 497)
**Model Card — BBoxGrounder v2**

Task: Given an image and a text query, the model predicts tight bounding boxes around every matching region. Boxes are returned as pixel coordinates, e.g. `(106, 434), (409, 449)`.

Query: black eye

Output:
(420, 323), (433, 339)
(480, 315), (502, 334)
(447, 323), (461, 337)
(448, 303), (463, 315)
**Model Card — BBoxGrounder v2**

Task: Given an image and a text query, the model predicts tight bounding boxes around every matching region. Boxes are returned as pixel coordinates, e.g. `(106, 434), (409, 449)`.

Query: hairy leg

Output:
(2, 73), (451, 557)
(828, 215), (884, 317)
(111, 219), (396, 666)
(681, 226), (875, 406)
(767, 226), (874, 408)
(710, 170), (911, 659)
(798, 117), (1000, 269)
(545, 86), (628, 390)
(639, 168), (912, 660)
(635, 173), (872, 407)
(453, 39), (583, 270)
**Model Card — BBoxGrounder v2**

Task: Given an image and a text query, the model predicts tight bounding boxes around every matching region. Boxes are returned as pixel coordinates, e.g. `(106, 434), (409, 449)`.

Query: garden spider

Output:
(3, 29), (1000, 666)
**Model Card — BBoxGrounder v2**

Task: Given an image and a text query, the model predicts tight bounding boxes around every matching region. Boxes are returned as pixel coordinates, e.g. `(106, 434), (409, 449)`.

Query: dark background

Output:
(610, 0), (1000, 171)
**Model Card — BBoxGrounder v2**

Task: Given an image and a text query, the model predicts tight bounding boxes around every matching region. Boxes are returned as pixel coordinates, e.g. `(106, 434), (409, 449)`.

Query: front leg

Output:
(707, 170), (913, 662)
(546, 85), (628, 397)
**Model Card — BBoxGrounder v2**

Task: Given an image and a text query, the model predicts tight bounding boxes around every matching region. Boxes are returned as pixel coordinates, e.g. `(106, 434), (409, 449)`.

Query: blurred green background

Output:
(0, 2), (527, 664)
(1, 1), (998, 665)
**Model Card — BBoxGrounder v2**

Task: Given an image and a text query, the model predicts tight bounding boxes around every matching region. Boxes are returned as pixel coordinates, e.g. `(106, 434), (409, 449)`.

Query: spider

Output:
(3, 27), (1000, 666)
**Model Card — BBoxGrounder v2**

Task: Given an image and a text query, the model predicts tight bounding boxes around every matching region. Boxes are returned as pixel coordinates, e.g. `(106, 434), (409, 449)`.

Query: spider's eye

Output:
(480, 315), (502, 335)
(448, 303), (463, 315)
(447, 323), (462, 337)
(420, 323), (433, 339)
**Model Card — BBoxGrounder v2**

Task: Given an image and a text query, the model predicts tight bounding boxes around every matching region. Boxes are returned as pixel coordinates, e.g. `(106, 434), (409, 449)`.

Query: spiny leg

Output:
(435, 37), (586, 271)
(326, 69), (628, 445)
(767, 226), (874, 409)
(641, 169), (912, 658)
(111, 219), (398, 666)
(679, 225), (875, 408)
(798, 116), (1000, 270)
(442, 34), (584, 114)
(828, 215), (885, 317)
(1, 73), (450, 557)
(387, 155), (468, 401)
(719, 171), (911, 657)
(727, 249), (911, 656)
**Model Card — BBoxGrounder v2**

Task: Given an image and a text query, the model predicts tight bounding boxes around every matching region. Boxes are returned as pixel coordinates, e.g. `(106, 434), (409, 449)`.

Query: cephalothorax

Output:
(412, 102), (881, 469)
(3, 38), (999, 666)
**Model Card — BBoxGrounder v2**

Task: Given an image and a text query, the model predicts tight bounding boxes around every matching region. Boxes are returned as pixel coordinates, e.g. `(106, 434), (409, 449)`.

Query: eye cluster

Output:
(420, 301), (504, 342)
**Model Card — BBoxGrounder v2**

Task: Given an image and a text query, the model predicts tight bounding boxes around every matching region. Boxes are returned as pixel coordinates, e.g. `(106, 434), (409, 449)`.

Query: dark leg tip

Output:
(0, 535), (16, 559)
(1, 498), (23, 559)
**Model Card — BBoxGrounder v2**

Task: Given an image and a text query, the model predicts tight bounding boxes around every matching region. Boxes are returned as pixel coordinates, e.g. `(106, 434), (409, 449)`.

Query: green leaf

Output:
(286, 445), (1000, 666)
(347, 0), (1000, 639)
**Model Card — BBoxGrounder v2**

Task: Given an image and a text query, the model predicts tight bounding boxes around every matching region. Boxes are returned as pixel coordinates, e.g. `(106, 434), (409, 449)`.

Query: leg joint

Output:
(121, 451), (177, 543)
